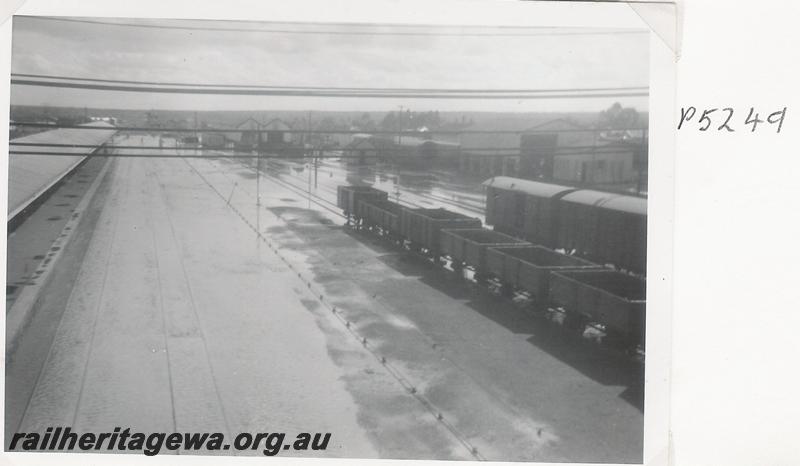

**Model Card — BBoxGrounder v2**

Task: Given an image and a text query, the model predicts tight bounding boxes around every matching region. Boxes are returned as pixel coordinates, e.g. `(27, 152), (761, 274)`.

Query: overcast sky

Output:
(10, 16), (650, 113)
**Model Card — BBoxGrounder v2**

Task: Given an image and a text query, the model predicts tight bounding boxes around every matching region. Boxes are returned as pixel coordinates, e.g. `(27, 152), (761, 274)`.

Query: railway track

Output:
(199, 145), (486, 217)
(269, 158), (486, 216)
(181, 155), (490, 460)
(191, 151), (644, 359)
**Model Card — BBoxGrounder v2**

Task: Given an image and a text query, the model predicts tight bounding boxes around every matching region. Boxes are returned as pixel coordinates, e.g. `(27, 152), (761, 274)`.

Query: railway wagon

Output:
(439, 228), (530, 277)
(557, 190), (647, 274)
(483, 176), (576, 247)
(357, 198), (404, 234)
(549, 270), (646, 346)
(486, 246), (603, 300)
(201, 132), (227, 149)
(337, 185), (388, 219)
(399, 208), (481, 256)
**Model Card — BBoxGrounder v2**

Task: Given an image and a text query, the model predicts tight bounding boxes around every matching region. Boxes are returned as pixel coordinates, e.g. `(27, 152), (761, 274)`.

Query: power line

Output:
(8, 147), (644, 159)
(27, 15), (649, 32)
(10, 122), (649, 135)
(22, 16), (648, 37)
(10, 73), (649, 95)
(10, 77), (648, 99)
(6, 151), (364, 159)
(9, 142), (645, 153)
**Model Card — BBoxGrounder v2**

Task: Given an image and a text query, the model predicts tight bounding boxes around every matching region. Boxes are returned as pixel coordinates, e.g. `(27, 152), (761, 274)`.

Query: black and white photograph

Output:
(3, 2), (674, 463)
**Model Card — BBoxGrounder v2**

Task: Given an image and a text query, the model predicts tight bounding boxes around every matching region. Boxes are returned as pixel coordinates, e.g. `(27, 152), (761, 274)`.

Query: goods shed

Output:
(8, 121), (117, 223)
(387, 136), (461, 166)
(343, 139), (379, 165)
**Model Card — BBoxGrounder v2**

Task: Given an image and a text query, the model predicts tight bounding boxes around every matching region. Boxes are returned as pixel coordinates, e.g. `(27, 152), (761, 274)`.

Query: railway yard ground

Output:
(5, 135), (644, 462)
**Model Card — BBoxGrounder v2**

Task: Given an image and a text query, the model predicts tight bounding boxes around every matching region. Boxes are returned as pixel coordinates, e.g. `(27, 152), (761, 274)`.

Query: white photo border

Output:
(0, 1), (676, 465)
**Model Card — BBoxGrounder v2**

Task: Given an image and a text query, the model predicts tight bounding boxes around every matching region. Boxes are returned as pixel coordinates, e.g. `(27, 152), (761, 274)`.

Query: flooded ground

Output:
(6, 136), (643, 462)
(243, 153), (488, 221)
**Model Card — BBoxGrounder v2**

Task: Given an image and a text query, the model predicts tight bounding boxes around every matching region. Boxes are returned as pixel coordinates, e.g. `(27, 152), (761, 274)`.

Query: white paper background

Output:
(672, 0), (800, 465)
(0, 0), (796, 465)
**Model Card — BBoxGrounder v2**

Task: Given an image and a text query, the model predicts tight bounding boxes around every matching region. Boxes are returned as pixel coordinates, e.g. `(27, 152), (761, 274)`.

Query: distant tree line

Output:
(597, 102), (641, 130)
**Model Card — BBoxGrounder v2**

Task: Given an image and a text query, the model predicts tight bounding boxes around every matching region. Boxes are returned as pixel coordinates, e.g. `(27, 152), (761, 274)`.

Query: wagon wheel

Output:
(564, 312), (589, 334)
(606, 332), (641, 355)
(500, 282), (515, 298)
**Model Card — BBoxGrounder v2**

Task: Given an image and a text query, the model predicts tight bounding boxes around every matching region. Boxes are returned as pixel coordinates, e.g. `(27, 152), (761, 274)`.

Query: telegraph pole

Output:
(397, 105), (404, 146)
(636, 129), (647, 194)
(591, 129), (597, 186)
(307, 110), (318, 190)
(307, 110), (312, 144)
(256, 124), (261, 239)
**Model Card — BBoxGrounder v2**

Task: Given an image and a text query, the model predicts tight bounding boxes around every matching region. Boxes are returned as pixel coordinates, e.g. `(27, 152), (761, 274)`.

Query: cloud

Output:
(10, 16), (649, 112)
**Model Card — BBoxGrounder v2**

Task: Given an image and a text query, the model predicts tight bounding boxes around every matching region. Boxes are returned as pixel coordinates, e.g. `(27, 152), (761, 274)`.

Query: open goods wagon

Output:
(335, 182), (648, 355)
(336, 185), (388, 218)
(399, 208), (481, 256)
(549, 270), (646, 345)
(439, 228), (530, 275)
(486, 246), (603, 300)
(357, 199), (404, 234)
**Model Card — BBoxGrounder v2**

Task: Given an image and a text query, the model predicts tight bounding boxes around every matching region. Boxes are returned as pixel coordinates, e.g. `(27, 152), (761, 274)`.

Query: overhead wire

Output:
(10, 122), (649, 135)
(8, 143), (635, 160)
(21, 16), (648, 37)
(9, 141), (645, 152)
(10, 77), (648, 99)
(10, 73), (649, 95)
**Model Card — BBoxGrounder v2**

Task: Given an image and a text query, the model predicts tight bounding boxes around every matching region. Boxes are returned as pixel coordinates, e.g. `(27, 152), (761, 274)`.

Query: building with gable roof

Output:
(232, 117), (300, 155)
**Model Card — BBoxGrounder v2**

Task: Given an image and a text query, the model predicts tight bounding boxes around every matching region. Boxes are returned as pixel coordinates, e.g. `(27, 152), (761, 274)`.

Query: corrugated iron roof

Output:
(235, 117), (261, 130)
(482, 176), (575, 198)
(262, 118), (291, 131)
(394, 136), (428, 147)
(600, 195), (647, 215)
(344, 138), (376, 149)
(392, 136), (461, 149)
(524, 118), (587, 132)
(561, 189), (618, 207)
(11, 121), (115, 150)
(426, 140), (461, 148)
(561, 189), (646, 215)
(8, 121), (117, 217)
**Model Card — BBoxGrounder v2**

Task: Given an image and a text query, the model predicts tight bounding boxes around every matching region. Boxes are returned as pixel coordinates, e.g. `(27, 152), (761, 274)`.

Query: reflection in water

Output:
(229, 152), (488, 221)
(335, 159), (488, 219)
